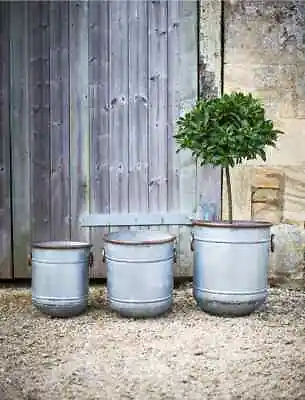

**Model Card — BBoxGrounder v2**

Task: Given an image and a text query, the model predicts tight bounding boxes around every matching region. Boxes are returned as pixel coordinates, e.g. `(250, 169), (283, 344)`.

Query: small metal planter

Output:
(191, 220), (274, 317)
(30, 241), (93, 317)
(103, 230), (176, 318)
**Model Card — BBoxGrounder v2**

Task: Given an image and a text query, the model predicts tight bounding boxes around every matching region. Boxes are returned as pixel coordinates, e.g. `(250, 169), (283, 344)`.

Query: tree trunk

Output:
(225, 166), (233, 223)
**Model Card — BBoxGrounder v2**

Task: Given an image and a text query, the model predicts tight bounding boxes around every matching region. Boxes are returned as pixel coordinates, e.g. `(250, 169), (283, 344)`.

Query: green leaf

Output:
(174, 91), (283, 169)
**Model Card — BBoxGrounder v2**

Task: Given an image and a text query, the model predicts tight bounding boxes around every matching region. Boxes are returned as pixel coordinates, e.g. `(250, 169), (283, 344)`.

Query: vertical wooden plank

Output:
(196, 165), (222, 218)
(167, 0), (180, 214)
(49, 2), (70, 240)
(128, 0), (149, 214)
(89, 0), (110, 277)
(0, 2), (12, 278)
(167, 0), (182, 275)
(69, 1), (90, 243)
(148, 0), (168, 213)
(29, 2), (51, 243)
(109, 0), (129, 215)
(197, 0), (222, 218)
(10, 2), (31, 278)
(175, 0), (198, 276)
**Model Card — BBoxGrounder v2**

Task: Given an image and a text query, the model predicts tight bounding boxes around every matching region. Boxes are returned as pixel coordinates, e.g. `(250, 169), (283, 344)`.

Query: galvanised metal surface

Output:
(191, 221), (273, 317)
(104, 230), (176, 318)
(31, 241), (92, 317)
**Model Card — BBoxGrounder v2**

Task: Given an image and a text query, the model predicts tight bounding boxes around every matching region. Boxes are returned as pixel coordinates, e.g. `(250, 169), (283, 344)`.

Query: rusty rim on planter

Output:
(104, 231), (176, 245)
(191, 220), (273, 229)
(32, 241), (92, 249)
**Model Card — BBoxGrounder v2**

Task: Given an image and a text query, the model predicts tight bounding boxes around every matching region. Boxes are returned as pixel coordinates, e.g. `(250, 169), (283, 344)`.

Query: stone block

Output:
(280, 165), (305, 223)
(252, 202), (282, 224)
(224, 0), (305, 65)
(278, 91), (297, 118)
(252, 167), (284, 189)
(295, 99), (305, 119)
(269, 223), (305, 289)
(295, 65), (305, 103)
(252, 188), (281, 204)
(274, 119), (305, 165)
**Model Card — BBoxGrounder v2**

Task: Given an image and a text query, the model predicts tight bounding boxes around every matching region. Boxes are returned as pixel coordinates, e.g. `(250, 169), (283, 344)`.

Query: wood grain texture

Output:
(176, 0), (198, 275)
(148, 0), (168, 213)
(10, 2), (31, 278)
(0, 2), (12, 278)
(69, 1), (90, 244)
(167, 0), (182, 274)
(49, 2), (70, 241)
(89, 0), (110, 277)
(109, 0), (129, 215)
(30, 2), (51, 243)
(80, 212), (192, 227)
(3, 0), (203, 279)
(128, 0), (149, 214)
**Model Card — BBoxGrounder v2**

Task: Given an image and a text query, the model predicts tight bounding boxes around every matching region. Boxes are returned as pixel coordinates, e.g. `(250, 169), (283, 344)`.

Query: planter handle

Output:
(190, 232), (195, 252)
(88, 251), (94, 268)
(173, 246), (177, 264)
(28, 253), (32, 266)
(270, 234), (275, 253)
(102, 248), (106, 263)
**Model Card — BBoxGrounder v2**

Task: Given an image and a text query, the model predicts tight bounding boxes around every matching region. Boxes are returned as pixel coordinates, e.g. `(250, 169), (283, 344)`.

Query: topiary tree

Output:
(174, 92), (283, 223)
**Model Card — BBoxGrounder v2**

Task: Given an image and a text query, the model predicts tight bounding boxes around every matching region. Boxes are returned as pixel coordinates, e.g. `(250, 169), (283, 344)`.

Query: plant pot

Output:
(191, 220), (273, 317)
(103, 230), (176, 318)
(30, 241), (93, 317)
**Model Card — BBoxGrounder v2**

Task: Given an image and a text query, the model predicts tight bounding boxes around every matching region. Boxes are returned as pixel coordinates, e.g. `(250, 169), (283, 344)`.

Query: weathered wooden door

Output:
(71, 0), (220, 277)
(1, 0), (221, 279)
(0, 3), (12, 279)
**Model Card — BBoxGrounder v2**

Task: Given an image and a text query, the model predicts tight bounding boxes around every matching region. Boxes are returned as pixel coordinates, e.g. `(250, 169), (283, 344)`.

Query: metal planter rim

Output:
(191, 220), (273, 229)
(31, 241), (92, 250)
(104, 231), (176, 245)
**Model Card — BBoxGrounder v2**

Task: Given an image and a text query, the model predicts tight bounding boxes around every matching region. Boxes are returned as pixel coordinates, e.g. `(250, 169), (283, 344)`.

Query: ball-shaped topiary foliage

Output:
(175, 92), (282, 167)
(174, 92), (283, 222)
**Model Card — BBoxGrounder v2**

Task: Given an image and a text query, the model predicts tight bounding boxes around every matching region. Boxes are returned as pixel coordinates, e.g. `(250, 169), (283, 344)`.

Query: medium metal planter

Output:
(103, 230), (176, 318)
(30, 241), (93, 317)
(191, 220), (274, 317)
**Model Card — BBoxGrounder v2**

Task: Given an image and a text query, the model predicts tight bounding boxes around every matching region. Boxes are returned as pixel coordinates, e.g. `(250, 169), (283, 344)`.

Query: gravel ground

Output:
(0, 284), (304, 400)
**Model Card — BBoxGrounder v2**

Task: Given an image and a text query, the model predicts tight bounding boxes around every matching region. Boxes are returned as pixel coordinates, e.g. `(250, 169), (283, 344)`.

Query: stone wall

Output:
(222, 0), (305, 288)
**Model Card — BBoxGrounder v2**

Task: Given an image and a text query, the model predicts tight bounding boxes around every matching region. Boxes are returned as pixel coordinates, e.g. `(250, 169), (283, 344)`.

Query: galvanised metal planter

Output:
(191, 220), (274, 317)
(103, 230), (176, 318)
(30, 241), (93, 317)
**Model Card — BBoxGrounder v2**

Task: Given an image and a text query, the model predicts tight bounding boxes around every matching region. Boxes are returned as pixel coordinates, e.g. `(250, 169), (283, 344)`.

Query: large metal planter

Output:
(191, 220), (273, 317)
(31, 241), (93, 317)
(104, 230), (176, 318)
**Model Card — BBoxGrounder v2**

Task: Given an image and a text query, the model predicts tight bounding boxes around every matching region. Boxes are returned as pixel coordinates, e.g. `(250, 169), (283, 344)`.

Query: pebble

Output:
(0, 285), (304, 400)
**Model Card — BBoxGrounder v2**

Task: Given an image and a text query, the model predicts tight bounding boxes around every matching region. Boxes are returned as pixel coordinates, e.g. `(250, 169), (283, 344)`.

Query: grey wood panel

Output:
(107, 1), (130, 244)
(49, 2), (71, 241)
(10, 2), (31, 278)
(89, 0), (110, 277)
(80, 212), (192, 227)
(176, 1), (199, 275)
(128, 0), (149, 214)
(4, 0), (207, 279)
(109, 0), (129, 215)
(0, 2), (12, 278)
(69, 1), (90, 244)
(167, 0), (182, 274)
(29, 2), (51, 243)
(148, 0), (168, 212)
